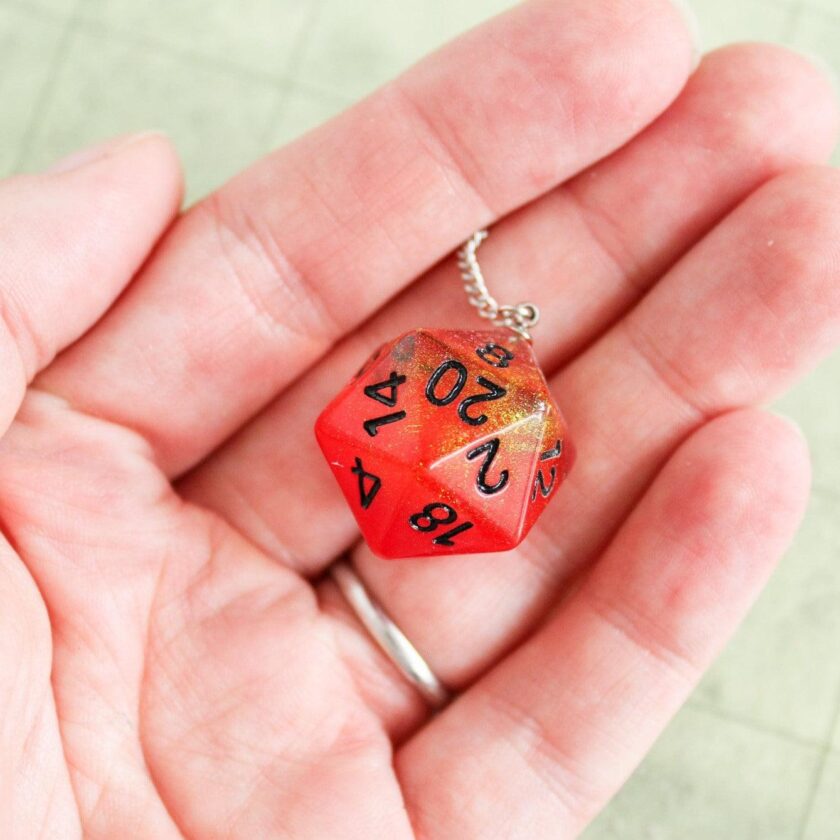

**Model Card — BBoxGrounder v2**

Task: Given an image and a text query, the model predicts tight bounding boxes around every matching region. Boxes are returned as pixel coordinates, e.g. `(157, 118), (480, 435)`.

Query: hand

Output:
(2, 1), (838, 837)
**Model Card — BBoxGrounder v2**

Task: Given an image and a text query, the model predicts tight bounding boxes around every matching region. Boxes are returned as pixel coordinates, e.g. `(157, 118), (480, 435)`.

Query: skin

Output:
(1, 0), (840, 836)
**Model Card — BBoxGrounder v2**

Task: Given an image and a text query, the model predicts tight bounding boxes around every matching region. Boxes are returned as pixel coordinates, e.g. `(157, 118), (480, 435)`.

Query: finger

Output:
(181, 44), (838, 571)
(0, 133), (181, 435)
(323, 164), (840, 735)
(142, 514), (414, 840)
(0, 538), (79, 837)
(38, 0), (697, 475)
(395, 410), (811, 839)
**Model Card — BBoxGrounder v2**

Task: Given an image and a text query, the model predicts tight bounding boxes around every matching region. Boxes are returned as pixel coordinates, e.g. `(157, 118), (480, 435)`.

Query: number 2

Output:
(466, 437), (509, 495)
(532, 439), (563, 502)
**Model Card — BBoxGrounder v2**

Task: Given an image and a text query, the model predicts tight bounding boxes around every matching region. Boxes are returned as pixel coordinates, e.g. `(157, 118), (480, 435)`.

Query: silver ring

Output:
(330, 560), (451, 709)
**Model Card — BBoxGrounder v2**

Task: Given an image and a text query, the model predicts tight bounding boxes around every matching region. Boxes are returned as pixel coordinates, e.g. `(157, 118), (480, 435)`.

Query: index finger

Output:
(39, 0), (696, 475)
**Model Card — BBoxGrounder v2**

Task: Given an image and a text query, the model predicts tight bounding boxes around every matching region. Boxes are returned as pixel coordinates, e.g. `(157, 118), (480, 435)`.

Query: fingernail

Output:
(46, 130), (167, 174)
(795, 50), (840, 98)
(668, 0), (702, 70)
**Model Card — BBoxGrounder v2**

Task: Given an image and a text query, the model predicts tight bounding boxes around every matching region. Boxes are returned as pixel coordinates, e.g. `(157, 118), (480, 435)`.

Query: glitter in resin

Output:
(315, 328), (575, 559)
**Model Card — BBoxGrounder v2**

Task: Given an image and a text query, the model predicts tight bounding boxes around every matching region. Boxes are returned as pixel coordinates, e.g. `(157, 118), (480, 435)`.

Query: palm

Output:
(3, 390), (405, 837)
(3, 2), (840, 838)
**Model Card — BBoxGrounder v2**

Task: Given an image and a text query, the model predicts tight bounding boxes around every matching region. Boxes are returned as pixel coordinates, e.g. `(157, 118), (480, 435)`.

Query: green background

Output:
(1, 0), (838, 836)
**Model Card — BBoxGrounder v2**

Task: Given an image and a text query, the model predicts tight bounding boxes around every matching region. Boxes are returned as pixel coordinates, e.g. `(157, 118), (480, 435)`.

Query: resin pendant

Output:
(315, 328), (574, 559)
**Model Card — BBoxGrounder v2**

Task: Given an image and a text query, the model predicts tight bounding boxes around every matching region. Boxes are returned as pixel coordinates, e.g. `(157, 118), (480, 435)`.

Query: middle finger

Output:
(182, 44), (837, 570)
(36, 0), (692, 476)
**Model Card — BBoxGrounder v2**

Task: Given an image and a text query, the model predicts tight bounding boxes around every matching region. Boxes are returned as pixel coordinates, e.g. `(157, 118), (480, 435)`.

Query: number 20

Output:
(425, 360), (506, 426)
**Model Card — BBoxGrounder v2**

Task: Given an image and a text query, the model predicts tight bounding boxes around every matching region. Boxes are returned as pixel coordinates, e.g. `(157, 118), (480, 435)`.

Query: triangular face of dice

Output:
(520, 400), (576, 538)
(375, 465), (515, 558)
(313, 435), (402, 554)
(315, 327), (575, 559)
(315, 332), (423, 462)
(426, 412), (548, 546)
(414, 330), (550, 455)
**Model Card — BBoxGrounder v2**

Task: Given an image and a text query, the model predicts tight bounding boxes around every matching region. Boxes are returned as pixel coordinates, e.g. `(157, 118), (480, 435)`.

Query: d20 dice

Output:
(315, 328), (574, 559)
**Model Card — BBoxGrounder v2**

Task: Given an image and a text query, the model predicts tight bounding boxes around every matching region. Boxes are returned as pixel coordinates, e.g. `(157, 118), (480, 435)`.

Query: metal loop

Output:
(457, 229), (540, 341)
(330, 560), (451, 709)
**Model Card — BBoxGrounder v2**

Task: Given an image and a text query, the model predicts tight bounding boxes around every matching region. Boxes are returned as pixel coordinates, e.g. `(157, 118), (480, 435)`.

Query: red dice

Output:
(315, 329), (574, 559)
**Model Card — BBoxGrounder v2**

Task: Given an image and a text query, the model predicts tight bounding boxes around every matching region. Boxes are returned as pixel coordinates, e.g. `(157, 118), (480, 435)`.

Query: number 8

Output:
(409, 503), (457, 532)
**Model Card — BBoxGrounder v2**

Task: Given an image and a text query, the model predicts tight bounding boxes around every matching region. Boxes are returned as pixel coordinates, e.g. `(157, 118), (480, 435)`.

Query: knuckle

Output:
(200, 190), (342, 342)
(483, 688), (604, 823)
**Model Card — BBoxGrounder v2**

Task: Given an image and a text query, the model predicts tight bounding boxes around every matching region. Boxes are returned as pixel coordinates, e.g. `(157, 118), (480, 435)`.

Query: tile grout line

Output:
(0, 0), (70, 23)
(795, 683), (840, 839)
(71, 14), (289, 89)
(12, 1), (359, 106)
(62, 9), (346, 104)
(687, 697), (832, 752)
(11, 0), (83, 174)
(258, 0), (330, 151)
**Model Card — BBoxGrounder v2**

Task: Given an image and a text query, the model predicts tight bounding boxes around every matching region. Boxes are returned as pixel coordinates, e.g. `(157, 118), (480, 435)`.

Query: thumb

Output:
(0, 132), (182, 435)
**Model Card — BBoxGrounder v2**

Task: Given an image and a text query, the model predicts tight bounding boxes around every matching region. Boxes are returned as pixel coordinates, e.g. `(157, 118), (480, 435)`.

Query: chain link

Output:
(457, 229), (540, 341)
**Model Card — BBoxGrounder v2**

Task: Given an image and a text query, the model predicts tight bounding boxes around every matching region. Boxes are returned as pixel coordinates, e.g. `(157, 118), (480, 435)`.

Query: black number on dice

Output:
(364, 371), (406, 407)
(425, 360), (507, 426)
(363, 369), (407, 436)
(457, 377), (506, 426)
(532, 467), (557, 501)
(531, 439), (563, 502)
(409, 502), (456, 531)
(476, 342), (515, 368)
(432, 520), (474, 546)
(466, 437), (509, 495)
(425, 360), (468, 406)
(363, 411), (406, 437)
(351, 457), (381, 509)
(409, 502), (474, 547)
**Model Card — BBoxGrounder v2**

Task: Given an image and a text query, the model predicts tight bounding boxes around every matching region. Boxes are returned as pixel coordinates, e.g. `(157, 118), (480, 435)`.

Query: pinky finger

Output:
(395, 409), (811, 839)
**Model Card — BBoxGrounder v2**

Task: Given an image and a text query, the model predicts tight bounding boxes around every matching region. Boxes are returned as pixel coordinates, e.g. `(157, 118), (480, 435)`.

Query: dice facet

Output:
(315, 328), (574, 559)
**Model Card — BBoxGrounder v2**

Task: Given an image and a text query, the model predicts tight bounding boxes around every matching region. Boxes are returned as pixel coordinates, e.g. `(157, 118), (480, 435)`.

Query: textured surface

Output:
(0, 0), (838, 836)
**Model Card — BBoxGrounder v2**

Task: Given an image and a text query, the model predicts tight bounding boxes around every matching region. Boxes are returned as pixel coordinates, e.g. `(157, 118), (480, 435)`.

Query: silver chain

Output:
(457, 229), (540, 341)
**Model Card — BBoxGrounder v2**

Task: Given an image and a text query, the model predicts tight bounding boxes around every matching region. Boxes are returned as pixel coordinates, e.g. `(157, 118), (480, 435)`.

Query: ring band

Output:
(330, 560), (451, 709)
